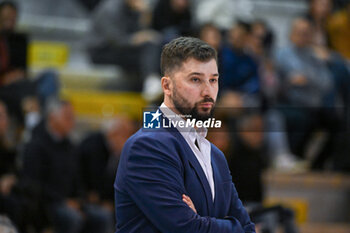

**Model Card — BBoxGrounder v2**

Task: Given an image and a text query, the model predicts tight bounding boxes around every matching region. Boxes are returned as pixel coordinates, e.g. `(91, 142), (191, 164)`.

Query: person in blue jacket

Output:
(114, 36), (256, 233)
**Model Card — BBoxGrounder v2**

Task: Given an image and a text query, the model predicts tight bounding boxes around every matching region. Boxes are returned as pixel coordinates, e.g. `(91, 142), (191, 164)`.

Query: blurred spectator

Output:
(0, 1), (59, 126)
(79, 117), (135, 228)
(207, 118), (265, 203)
(276, 17), (333, 108)
(22, 99), (111, 233)
(229, 114), (266, 204)
(247, 20), (275, 59)
(88, 0), (162, 100)
(243, 20), (297, 169)
(198, 23), (222, 52)
(305, 0), (333, 47)
(219, 21), (260, 108)
(327, 1), (350, 60)
(152, 0), (193, 42)
(309, 14), (350, 170)
(311, 20), (350, 117)
(245, 20), (279, 104)
(207, 117), (298, 233)
(0, 0), (16, 33)
(275, 18), (340, 168)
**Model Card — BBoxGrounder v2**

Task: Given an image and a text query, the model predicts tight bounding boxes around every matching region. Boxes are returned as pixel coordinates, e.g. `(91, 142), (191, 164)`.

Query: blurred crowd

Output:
(0, 0), (350, 232)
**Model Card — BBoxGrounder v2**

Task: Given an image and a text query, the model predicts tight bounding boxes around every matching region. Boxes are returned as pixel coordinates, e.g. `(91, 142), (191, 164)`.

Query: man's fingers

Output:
(182, 194), (192, 203)
(182, 197), (190, 204)
(182, 194), (197, 213)
(182, 199), (190, 205)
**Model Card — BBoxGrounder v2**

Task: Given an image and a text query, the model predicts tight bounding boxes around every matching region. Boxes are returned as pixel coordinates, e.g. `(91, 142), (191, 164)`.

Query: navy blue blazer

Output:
(114, 117), (256, 233)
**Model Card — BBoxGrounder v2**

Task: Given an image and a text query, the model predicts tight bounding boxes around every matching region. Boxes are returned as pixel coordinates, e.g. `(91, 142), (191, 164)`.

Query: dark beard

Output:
(188, 101), (215, 121)
(172, 86), (215, 121)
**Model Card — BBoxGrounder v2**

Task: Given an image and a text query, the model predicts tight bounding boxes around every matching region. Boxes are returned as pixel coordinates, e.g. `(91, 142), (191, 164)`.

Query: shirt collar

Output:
(159, 102), (208, 140)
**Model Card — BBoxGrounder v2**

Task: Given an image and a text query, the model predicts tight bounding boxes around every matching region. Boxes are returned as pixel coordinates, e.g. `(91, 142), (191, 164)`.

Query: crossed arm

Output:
(124, 137), (256, 233)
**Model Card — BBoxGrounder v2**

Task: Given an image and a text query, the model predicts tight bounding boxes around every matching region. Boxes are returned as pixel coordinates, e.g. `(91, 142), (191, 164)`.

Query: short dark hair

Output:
(160, 37), (217, 76)
(0, 1), (17, 12)
(235, 20), (251, 33)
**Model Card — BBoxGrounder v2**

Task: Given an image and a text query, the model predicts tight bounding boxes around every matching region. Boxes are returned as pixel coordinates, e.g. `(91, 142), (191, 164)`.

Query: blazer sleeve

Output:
(226, 183), (256, 233)
(124, 136), (247, 233)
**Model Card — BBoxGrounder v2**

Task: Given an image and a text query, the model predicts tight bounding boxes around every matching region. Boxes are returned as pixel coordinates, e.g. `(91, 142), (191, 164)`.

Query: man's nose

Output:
(201, 80), (212, 97)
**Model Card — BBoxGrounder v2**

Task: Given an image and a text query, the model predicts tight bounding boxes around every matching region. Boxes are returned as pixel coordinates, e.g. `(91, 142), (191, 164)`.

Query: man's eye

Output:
(210, 78), (218, 83)
(191, 77), (200, 82)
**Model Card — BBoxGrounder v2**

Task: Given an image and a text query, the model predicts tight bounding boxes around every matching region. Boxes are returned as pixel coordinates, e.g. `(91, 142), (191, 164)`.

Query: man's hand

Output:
(182, 194), (197, 213)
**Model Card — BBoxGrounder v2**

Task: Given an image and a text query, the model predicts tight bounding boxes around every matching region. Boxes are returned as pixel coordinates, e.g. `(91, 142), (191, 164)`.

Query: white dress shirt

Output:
(160, 103), (215, 201)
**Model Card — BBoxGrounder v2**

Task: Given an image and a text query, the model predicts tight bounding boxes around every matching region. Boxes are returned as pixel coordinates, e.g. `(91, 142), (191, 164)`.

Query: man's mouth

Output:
(200, 102), (213, 108)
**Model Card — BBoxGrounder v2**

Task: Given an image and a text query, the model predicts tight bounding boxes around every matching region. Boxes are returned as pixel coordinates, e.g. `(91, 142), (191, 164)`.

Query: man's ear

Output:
(161, 76), (172, 96)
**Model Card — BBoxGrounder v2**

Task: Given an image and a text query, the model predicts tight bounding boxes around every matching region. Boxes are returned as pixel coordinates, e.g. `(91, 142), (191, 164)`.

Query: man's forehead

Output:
(179, 58), (217, 71)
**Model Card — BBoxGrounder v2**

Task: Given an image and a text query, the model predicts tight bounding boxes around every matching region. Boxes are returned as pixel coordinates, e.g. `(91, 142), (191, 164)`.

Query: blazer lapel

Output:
(210, 147), (230, 218)
(159, 110), (214, 214)
(211, 155), (221, 214)
(172, 130), (214, 214)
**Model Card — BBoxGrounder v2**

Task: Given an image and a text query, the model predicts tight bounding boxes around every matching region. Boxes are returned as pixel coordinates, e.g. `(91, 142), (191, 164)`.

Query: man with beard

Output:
(114, 37), (256, 233)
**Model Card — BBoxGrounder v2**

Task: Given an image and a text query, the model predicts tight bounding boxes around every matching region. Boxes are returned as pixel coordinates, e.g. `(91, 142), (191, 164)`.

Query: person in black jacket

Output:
(0, 1), (59, 127)
(22, 99), (111, 233)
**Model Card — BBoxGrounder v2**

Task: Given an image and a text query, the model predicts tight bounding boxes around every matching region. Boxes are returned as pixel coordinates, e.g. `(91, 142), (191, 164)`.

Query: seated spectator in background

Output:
(308, 11), (350, 170)
(152, 0), (193, 42)
(79, 117), (135, 226)
(22, 99), (111, 233)
(276, 17), (333, 108)
(209, 116), (266, 204)
(229, 114), (266, 205)
(246, 20), (275, 59)
(275, 18), (340, 168)
(238, 20), (300, 171)
(88, 0), (162, 100)
(0, 1), (59, 127)
(327, 1), (350, 60)
(310, 15), (350, 117)
(207, 118), (298, 233)
(305, 0), (333, 47)
(219, 21), (260, 108)
(198, 23), (222, 53)
(246, 20), (279, 105)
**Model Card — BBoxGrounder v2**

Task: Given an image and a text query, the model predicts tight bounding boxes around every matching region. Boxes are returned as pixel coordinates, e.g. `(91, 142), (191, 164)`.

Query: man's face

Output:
(169, 58), (219, 120)
(311, 0), (332, 19)
(200, 26), (222, 51)
(170, 0), (189, 13)
(51, 103), (75, 137)
(126, 0), (146, 12)
(229, 25), (248, 49)
(0, 6), (17, 32)
(290, 19), (312, 48)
